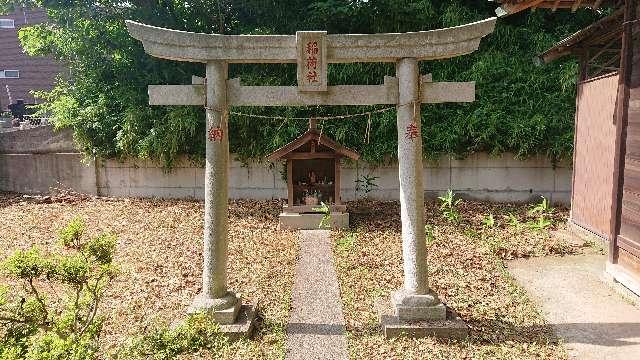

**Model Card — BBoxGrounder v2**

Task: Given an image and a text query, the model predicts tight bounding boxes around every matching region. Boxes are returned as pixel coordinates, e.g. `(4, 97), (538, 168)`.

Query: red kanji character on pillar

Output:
(405, 122), (419, 141)
(208, 126), (224, 142)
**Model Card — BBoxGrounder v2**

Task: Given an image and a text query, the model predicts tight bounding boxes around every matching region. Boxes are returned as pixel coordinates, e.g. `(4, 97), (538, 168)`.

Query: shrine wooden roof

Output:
(494, 0), (619, 16)
(539, 8), (623, 63)
(494, 0), (624, 79)
(266, 126), (360, 162)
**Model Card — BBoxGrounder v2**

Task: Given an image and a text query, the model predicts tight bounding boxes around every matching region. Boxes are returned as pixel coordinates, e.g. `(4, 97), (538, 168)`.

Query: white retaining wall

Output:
(0, 138), (571, 204)
(0, 127), (572, 204)
(94, 153), (571, 204)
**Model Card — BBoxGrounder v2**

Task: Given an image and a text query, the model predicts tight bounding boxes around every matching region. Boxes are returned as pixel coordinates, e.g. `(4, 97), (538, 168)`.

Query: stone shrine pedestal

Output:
(279, 212), (350, 230)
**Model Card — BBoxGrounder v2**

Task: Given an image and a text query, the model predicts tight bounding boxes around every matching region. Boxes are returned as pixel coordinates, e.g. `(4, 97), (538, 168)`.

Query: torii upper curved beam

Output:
(125, 18), (496, 64)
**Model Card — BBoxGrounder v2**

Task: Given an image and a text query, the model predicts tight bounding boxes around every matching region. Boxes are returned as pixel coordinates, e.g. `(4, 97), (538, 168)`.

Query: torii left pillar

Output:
(187, 61), (243, 325)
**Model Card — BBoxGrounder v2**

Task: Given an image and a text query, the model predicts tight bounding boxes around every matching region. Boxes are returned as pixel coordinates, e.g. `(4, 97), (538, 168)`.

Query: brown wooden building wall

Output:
(496, 0), (640, 296)
(0, 8), (63, 110)
(614, 0), (640, 283)
(571, 73), (619, 238)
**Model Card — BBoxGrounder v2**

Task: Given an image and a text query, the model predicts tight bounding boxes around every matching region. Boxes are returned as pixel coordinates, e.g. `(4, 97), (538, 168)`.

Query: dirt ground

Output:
(0, 193), (589, 359)
(333, 199), (584, 360)
(0, 193), (298, 359)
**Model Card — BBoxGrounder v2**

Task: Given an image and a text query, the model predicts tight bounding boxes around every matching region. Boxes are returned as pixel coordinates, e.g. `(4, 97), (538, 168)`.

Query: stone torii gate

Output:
(126, 18), (496, 337)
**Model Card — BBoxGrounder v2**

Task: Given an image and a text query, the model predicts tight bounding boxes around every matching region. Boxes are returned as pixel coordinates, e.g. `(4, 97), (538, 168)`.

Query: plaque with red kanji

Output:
(296, 31), (327, 92)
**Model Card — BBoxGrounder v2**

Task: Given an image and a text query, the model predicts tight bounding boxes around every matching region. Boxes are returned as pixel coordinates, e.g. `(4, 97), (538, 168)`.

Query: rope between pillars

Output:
(204, 99), (421, 121)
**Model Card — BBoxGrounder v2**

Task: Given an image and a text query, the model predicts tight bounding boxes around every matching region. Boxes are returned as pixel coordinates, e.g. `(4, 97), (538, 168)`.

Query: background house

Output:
(0, 7), (62, 111)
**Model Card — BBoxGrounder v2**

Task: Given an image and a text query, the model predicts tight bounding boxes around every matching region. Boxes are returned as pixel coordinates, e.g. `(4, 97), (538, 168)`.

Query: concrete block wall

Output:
(0, 127), (572, 204)
(96, 158), (288, 200)
(0, 153), (97, 195)
(0, 126), (76, 154)
(341, 153), (571, 204)
(95, 153), (571, 205)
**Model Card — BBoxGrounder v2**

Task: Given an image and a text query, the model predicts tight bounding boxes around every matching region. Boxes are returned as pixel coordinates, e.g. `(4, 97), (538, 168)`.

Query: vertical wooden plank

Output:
(610, 0), (636, 264)
(287, 159), (294, 207)
(619, 1), (640, 269)
(570, 51), (586, 229)
(334, 157), (341, 205)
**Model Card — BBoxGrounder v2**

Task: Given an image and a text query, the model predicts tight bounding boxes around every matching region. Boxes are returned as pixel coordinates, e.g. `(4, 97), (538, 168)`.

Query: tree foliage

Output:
(1, 0), (601, 166)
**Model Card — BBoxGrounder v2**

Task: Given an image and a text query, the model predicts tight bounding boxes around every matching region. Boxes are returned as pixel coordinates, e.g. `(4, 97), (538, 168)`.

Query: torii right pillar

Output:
(382, 57), (467, 338)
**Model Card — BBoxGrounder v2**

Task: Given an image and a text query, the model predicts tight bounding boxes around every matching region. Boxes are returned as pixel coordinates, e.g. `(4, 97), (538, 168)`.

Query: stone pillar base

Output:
(218, 303), (257, 340)
(187, 291), (241, 325)
(377, 298), (468, 339)
(391, 289), (446, 321)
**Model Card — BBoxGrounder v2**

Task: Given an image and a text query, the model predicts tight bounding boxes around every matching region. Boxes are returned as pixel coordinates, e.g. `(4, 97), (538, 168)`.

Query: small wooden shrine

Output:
(267, 119), (359, 229)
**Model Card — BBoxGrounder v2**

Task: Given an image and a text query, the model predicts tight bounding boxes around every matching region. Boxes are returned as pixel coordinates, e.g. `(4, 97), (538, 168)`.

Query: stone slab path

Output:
(508, 254), (640, 360)
(286, 230), (348, 360)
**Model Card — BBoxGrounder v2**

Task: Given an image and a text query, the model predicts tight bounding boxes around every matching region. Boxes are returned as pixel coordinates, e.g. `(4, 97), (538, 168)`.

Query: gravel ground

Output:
(286, 230), (348, 360)
(0, 193), (298, 359)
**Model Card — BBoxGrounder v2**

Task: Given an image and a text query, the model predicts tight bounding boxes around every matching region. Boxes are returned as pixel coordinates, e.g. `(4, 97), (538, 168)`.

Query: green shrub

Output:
(115, 313), (228, 360)
(58, 216), (85, 248)
(0, 218), (118, 360)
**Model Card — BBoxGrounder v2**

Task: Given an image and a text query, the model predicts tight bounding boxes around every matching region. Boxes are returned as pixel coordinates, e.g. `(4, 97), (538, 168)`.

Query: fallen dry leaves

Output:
(0, 193), (297, 360)
(0, 192), (587, 360)
(334, 200), (580, 360)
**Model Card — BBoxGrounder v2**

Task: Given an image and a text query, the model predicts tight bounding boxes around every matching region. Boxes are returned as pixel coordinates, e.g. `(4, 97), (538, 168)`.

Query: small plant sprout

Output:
(438, 189), (462, 223)
(527, 216), (553, 231)
(312, 202), (331, 229)
(506, 213), (522, 229)
(425, 225), (435, 246)
(529, 195), (554, 216)
(525, 196), (556, 230)
(482, 213), (495, 228)
(337, 232), (356, 250)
